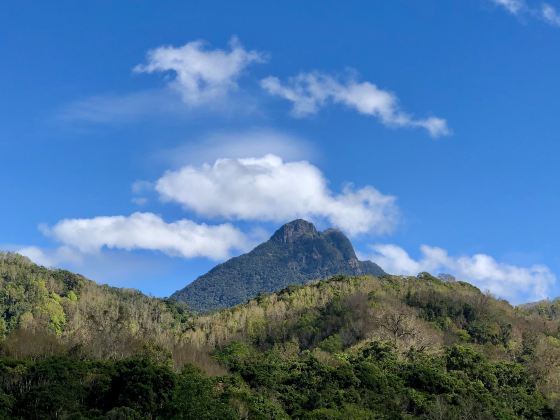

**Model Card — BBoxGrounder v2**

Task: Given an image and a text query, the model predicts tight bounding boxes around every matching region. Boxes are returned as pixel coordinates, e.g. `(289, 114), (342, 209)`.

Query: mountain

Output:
(171, 219), (385, 312)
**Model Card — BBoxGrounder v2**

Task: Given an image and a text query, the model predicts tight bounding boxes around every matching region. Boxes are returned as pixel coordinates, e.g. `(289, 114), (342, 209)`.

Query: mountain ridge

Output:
(171, 219), (385, 312)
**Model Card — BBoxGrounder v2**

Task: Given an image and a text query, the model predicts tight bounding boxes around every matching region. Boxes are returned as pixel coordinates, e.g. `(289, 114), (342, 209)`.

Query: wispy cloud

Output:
(541, 3), (560, 25)
(57, 36), (451, 136)
(365, 244), (555, 303)
(261, 72), (449, 137)
(490, 0), (560, 27)
(155, 154), (398, 236)
(56, 89), (186, 124)
(134, 37), (266, 106)
(157, 129), (316, 168)
(130, 181), (153, 206)
(56, 37), (265, 125)
(491, 0), (525, 14)
(56, 86), (260, 126)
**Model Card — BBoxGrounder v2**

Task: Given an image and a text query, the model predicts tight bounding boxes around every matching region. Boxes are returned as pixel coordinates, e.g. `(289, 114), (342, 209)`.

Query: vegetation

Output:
(0, 355), (271, 419)
(521, 298), (560, 320)
(0, 341), (553, 419)
(172, 219), (384, 312)
(1, 252), (560, 417)
(0, 252), (219, 371)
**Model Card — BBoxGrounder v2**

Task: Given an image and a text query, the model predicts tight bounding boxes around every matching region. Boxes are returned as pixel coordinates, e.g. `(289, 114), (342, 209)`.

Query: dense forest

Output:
(1, 252), (560, 418)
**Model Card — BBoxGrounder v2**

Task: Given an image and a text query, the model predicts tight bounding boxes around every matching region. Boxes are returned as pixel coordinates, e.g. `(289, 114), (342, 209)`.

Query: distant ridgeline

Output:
(171, 219), (385, 312)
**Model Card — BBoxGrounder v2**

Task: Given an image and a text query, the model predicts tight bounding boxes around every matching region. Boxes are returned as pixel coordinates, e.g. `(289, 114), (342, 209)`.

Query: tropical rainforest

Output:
(1, 252), (560, 418)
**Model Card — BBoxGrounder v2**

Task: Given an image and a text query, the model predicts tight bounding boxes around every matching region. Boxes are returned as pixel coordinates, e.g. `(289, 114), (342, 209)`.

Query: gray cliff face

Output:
(171, 219), (385, 313)
(270, 219), (319, 243)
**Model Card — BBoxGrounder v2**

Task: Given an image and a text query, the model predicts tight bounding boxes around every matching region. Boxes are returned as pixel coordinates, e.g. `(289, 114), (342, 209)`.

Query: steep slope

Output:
(171, 219), (385, 312)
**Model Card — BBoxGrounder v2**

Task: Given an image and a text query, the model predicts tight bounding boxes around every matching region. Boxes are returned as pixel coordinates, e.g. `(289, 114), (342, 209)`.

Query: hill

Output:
(172, 273), (560, 417)
(171, 219), (385, 312)
(0, 252), (197, 362)
(1, 253), (560, 417)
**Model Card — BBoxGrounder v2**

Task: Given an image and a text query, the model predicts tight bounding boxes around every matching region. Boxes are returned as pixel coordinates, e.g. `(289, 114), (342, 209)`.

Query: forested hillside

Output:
(521, 299), (560, 320)
(1, 252), (560, 418)
(0, 252), (204, 364)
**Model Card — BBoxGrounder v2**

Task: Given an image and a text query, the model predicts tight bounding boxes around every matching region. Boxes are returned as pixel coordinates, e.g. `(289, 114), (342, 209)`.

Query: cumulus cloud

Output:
(261, 72), (449, 137)
(492, 0), (525, 14)
(42, 212), (249, 260)
(366, 244), (555, 303)
(155, 154), (397, 236)
(541, 3), (560, 25)
(134, 37), (266, 106)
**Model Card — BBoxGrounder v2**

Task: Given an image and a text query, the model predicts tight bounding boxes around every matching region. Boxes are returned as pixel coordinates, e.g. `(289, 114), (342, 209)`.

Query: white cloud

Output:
(134, 37), (266, 106)
(155, 154), (398, 236)
(541, 3), (560, 25)
(366, 244), (555, 303)
(261, 72), (450, 137)
(42, 212), (249, 260)
(492, 0), (525, 14)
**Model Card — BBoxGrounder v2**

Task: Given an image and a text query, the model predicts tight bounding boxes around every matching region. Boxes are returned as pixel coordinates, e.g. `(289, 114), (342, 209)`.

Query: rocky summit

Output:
(171, 219), (385, 312)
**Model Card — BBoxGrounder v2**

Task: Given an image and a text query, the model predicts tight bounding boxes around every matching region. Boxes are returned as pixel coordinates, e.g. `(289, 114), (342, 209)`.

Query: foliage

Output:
(1, 252), (560, 417)
(0, 356), (266, 419)
(0, 252), (202, 365)
(213, 341), (553, 418)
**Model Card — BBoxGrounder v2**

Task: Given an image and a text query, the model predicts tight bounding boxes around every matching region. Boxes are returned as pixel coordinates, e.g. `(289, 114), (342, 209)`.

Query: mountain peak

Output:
(270, 219), (319, 243)
(172, 219), (385, 312)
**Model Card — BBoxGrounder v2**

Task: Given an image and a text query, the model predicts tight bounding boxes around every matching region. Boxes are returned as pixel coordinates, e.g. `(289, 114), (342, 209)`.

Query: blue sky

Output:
(2, 0), (560, 303)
